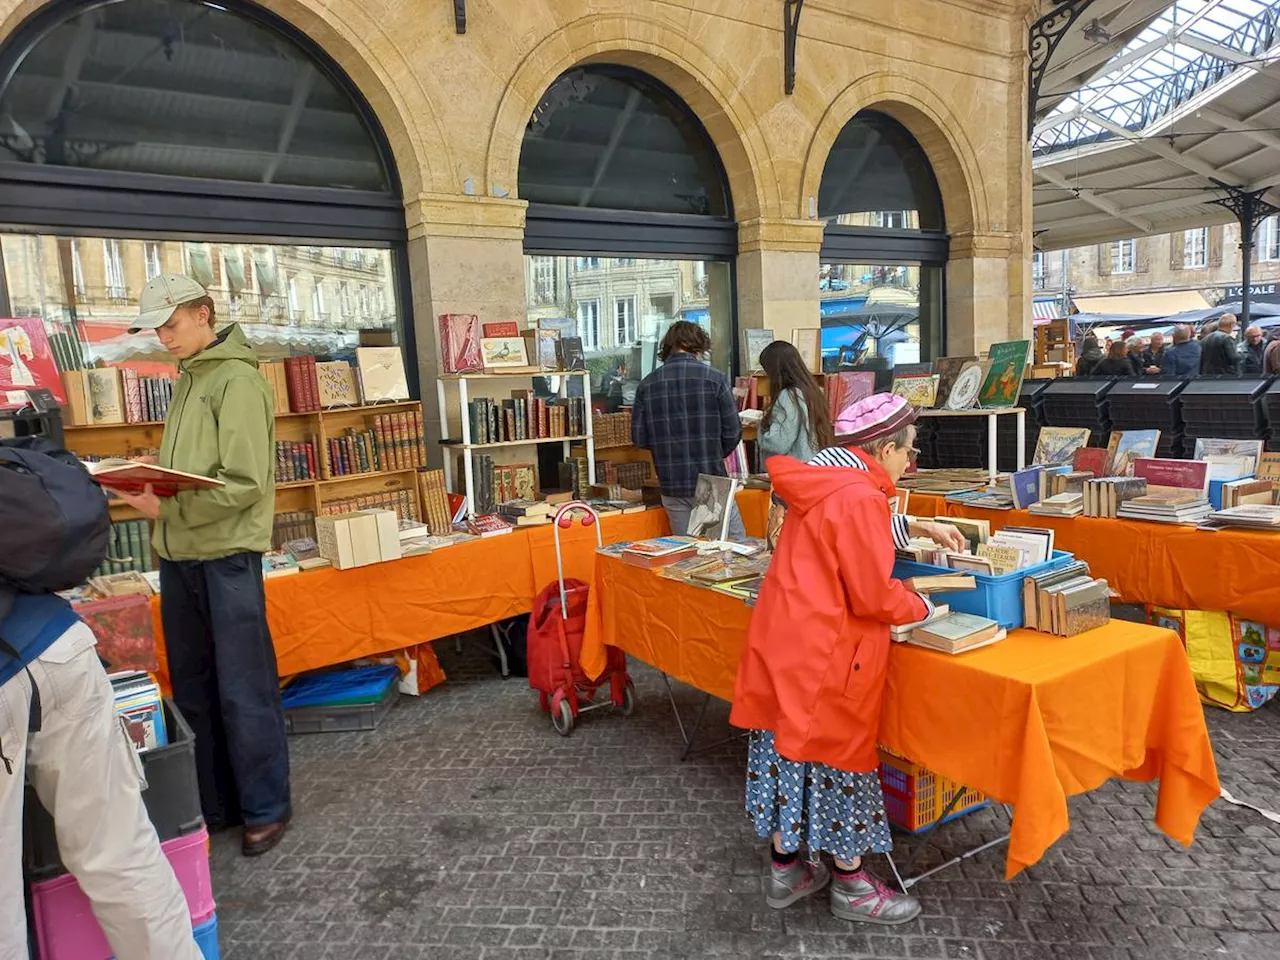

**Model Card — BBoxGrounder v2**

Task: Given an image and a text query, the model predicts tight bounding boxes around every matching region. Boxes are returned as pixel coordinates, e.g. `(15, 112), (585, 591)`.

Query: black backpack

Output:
(0, 437), (111, 595)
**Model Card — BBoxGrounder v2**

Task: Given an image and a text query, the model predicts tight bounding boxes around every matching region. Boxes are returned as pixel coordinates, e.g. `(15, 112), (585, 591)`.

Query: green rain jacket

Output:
(154, 325), (275, 561)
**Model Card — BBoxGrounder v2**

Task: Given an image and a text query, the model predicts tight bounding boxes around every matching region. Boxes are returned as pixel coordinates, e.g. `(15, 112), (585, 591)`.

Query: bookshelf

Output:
(436, 370), (596, 516)
(64, 399), (428, 522)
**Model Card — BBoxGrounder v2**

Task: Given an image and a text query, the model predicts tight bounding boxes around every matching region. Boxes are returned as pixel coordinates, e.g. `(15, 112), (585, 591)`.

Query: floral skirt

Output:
(745, 730), (893, 861)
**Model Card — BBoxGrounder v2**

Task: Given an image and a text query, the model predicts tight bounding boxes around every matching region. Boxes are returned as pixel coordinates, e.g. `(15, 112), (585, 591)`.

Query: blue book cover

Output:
(1009, 466), (1043, 509)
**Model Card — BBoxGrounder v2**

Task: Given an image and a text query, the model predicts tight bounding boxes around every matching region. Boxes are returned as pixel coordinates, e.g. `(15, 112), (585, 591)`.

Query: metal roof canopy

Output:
(1033, 0), (1280, 252)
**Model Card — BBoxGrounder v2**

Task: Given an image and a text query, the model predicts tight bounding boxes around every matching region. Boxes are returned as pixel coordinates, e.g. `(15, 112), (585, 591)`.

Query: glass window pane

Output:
(524, 255), (732, 404)
(0, 0), (388, 191)
(819, 262), (943, 369)
(818, 111), (944, 230)
(0, 234), (403, 375)
(520, 66), (730, 217)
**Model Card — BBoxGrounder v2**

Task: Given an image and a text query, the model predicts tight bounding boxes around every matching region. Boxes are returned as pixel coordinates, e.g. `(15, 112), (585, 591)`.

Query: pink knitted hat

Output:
(834, 392), (918, 444)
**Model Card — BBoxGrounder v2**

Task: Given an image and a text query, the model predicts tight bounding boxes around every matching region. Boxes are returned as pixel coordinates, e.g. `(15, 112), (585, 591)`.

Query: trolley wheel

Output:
(620, 679), (636, 717)
(551, 698), (575, 736)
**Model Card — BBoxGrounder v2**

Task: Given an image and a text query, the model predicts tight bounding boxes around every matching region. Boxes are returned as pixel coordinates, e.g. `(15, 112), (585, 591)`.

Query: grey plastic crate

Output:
(283, 676), (400, 734)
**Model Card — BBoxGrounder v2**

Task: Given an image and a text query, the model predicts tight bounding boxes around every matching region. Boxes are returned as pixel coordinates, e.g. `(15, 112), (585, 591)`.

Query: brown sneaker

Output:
(829, 868), (921, 925)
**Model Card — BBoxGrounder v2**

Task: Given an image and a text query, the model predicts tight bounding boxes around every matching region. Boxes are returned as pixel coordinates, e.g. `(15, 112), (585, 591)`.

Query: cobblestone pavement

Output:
(212, 637), (1280, 960)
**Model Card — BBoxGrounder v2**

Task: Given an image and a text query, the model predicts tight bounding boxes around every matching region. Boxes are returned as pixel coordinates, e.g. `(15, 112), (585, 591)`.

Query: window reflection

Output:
(0, 233), (400, 372)
(819, 262), (943, 370)
(523, 255), (732, 403)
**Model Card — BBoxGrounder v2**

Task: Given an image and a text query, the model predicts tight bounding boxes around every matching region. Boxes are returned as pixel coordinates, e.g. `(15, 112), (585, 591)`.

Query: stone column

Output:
(736, 218), (826, 351)
(946, 231), (1026, 356)
(403, 194), (528, 463)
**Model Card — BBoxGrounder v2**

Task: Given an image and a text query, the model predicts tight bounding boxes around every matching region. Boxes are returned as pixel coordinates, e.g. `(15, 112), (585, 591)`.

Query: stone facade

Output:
(0, 0), (1039, 438)
(1037, 219), (1280, 312)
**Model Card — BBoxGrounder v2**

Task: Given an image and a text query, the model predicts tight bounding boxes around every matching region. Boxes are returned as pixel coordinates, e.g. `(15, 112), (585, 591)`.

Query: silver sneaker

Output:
(829, 868), (921, 925)
(766, 857), (831, 909)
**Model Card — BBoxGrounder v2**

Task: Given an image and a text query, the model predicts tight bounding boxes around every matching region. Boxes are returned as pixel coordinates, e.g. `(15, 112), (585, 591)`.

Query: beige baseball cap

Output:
(130, 274), (209, 334)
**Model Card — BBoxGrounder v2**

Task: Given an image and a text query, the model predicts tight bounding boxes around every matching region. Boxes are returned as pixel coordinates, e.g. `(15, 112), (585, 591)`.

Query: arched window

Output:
(818, 111), (947, 368)
(0, 0), (414, 389)
(519, 65), (737, 390)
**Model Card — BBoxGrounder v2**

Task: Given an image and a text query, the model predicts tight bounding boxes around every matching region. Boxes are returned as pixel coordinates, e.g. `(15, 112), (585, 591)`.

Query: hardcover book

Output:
(943, 361), (984, 411)
(355, 347), (410, 402)
(977, 340), (1030, 408)
(1009, 466), (1044, 509)
(480, 337), (530, 370)
(83, 367), (125, 425)
(1194, 437), (1264, 474)
(1133, 457), (1210, 494)
(557, 336), (586, 371)
(1033, 427), (1092, 466)
(891, 373), (940, 408)
(933, 356), (979, 409)
(744, 328), (774, 373)
(87, 460), (224, 497)
(439, 313), (483, 374)
(482, 321), (521, 338)
(1106, 430), (1161, 476)
(0, 316), (66, 407)
(790, 328), (822, 374)
(315, 360), (360, 408)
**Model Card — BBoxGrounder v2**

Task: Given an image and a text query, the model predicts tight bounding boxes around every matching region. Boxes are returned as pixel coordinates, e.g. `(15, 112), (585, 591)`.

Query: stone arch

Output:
(799, 74), (987, 238)
(0, 0), (446, 199)
(486, 13), (776, 222)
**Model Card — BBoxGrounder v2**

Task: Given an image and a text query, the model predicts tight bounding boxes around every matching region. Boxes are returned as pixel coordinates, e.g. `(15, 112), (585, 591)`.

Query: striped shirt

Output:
(809, 445), (911, 550)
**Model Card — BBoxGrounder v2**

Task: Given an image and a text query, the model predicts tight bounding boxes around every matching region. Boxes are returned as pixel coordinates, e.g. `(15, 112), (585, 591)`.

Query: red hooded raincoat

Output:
(729, 453), (929, 774)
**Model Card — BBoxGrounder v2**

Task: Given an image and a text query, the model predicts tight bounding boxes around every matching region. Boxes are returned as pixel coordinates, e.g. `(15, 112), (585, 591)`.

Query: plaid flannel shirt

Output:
(632, 353), (741, 498)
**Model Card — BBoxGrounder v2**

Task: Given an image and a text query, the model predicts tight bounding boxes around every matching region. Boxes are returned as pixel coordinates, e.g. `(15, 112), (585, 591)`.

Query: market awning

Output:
(1033, 298), (1062, 321)
(1072, 291), (1209, 316)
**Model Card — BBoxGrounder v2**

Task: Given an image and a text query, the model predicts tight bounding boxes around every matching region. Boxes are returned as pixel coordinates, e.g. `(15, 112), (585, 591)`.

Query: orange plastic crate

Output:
(876, 748), (988, 834)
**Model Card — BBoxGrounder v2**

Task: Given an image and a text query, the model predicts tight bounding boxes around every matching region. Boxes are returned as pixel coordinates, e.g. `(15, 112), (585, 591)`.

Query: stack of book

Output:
(1216, 476), (1278, 510)
(272, 510), (316, 550)
(906, 612), (1005, 654)
(1116, 458), (1211, 525)
(1082, 477), (1148, 518)
(1041, 470), (1093, 499)
(61, 368), (174, 426)
(260, 350), (410, 413)
(368, 410), (428, 469)
(1022, 561), (1111, 636)
(620, 537), (700, 568)
(93, 519), (154, 577)
(109, 672), (167, 752)
(1202, 504), (1280, 530)
(415, 468), (457, 536)
(466, 514), (514, 538)
(558, 456), (590, 499)
(466, 456), (538, 514)
(1029, 492), (1083, 517)
(321, 489), (420, 522)
(275, 440), (317, 482)
(597, 459), (650, 489)
(498, 500), (553, 526)
(889, 603), (950, 642)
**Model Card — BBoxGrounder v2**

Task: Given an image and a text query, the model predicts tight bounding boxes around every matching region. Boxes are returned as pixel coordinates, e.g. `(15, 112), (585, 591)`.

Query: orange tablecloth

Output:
(585, 555), (1220, 878)
(149, 490), (771, 683)
(941, 504), (1280, 624)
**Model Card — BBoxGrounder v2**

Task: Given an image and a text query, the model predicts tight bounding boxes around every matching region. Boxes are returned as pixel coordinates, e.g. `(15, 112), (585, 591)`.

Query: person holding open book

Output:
(756, 341), (835, 549)
(730, 394), (951, 926)
(115, 275), (291, 858)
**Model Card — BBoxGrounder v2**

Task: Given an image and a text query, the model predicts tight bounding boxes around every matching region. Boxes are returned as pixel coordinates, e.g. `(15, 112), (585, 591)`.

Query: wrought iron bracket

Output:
(784, 0), (804, 95)
(454, 0), (466, 34)
(1210, 180), (1279, 235)
(1027, 0), (1097, 139)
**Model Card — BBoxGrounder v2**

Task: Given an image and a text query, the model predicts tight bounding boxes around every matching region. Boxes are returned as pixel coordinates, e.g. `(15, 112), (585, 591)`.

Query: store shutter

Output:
(1097, 244), (1112, 277)
(1169, 232), (1185, 271)
(1136, 238), (1151, 274)
(1209, 226), (1224, 267)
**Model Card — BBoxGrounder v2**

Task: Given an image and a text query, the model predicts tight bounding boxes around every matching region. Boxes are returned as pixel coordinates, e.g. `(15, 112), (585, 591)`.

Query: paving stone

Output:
(211, 643), (1280, 959)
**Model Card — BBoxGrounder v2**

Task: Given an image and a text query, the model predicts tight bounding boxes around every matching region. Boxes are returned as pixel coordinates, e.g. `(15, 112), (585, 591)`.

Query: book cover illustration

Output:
(977, 340), (1030, 408)
(744, 328), (774, 373)
(1133, 457), (1210, 493)
(84, 367), (125, 424)
(1194, 437), (1264, 474)
(482, 321), (521, 338)
(891, 373), (940, 408)
(943, 361), (984, 411)
(1033, 427), (1092, 466)
(933, 356), (979, 409)
(0, 316), (66, 407)
(1009, 466), (1043, 509)
(315, 360), (360, 407)
(827, 371), (877, 421)
(1072, 446), (1109, 476)
(77, 595), (158, 673)
(557, 336), (586, 371)
(355, 347), (409, 402)
(480, 337), (529, 369)
(439, 313), (483, 374)
(687, 474), (738, 540)
(791, 328), (821, 374)
(1107, 430), (1161, 476)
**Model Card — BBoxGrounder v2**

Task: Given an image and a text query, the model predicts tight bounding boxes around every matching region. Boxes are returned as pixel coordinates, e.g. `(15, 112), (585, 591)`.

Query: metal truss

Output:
(1029, 0), (1100, 138)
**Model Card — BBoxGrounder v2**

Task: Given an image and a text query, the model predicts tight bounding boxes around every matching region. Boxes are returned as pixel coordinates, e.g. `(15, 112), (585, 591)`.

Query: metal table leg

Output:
(886, 803), (1012, 893)
(659, 673), (748, 761)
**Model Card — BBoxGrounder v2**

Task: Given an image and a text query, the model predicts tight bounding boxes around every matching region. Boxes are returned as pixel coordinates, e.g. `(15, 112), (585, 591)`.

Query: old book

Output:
(974, 543), (1021, 575)
(1107, 430), (1161, 477)
(439, 313), (483, 374)
(1221, 477), (1276, 508)
(932, 356), (979, 410)
(938, 516), (990, 551)
(557, 336), (586, 371)
(521, 329), (559, 371)
(1194, 437), (1264, 474)
(355, 347), (409, 402)
(1008, 466), (1043, 509)
(1022, 560), (1090, 630)
(59, 370), (89, 425)
(1056, 579), (1112, 637)
(1108, 477), (1149, 518)
(743, 328), (774, 372)
(977, 340), (1029, 408)
(944, 553), (994, 575)
(1203, 454), (1254, 481)
(1039, 575), (1096, 634)
(83, 367), (125, 424)
(1072, 446), (1108, 477)
(315, 360), (359, 407)
(480, 336), (529, 370)
(1258, 452), (1280, 480)
(1133, 457), (1210, 494)
(482, 321), (520, 338)
(905, 573), (977, 594)
(1033, 427), (1092, 466)
(87, 460), (223, 497)
(790, 327), (822, 374)
(891, 373), (940, 408)
(911, 611), (1003, 652)
(466, 514), (513, 538)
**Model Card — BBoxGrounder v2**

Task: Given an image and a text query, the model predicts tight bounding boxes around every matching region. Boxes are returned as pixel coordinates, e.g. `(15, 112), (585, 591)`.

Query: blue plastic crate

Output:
(893, 550), (1074, 630)
(281, 665), (400, 709)
(194, 913), (219, 960)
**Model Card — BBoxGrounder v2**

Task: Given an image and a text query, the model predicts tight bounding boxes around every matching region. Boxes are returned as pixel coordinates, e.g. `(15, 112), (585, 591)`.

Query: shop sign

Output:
(1221, 283), (1280, 301)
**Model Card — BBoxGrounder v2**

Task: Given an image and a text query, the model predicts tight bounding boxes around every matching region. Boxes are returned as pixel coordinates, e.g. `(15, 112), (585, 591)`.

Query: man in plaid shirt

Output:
(632, 321), (746, 539)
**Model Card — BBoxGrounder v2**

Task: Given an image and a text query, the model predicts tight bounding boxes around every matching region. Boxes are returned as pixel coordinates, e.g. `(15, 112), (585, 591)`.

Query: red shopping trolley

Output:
(527, 500), (634, 735)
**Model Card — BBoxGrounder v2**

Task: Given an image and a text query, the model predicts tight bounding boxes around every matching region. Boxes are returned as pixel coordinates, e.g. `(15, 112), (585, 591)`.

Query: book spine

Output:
(393, 412), (407, 466)
(284, 359), (306, 413)
(412, 408), (426, 466)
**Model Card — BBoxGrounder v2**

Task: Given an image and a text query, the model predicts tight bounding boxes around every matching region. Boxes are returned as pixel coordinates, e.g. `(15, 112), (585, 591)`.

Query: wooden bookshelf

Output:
(67, 399), (428, 523)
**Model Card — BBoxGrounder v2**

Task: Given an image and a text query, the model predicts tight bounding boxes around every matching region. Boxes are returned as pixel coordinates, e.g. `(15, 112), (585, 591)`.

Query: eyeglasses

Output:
(907, 446), (921, 459)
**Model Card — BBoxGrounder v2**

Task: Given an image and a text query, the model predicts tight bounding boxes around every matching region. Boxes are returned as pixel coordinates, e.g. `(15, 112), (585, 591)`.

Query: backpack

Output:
(0, 437), (111, 593)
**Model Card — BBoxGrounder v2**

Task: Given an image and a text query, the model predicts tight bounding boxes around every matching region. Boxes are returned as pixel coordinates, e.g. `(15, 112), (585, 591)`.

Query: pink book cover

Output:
(74, 595), (158, 673)
(122, 368), (144, 423)
(440, 314), (483, 373)
(0, 316), (66, 407)
(1133, 457), (1210, 493)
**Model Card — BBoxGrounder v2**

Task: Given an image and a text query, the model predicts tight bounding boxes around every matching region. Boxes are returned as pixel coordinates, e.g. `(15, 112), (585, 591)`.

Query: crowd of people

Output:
(1076, 312), (1280, 378)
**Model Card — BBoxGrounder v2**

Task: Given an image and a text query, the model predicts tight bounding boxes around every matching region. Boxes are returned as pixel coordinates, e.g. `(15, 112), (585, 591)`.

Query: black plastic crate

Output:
(24, 698), (201, 881)
(1040, 378), (1116, 447)
(1264, 380), (1280, 442)
(1178, 378), (1270, 438)
(284, 673), (400, 734)
(1017, 378), (1056, 428)
(914, 420), (939, 469)
(930, 418), (988, 469)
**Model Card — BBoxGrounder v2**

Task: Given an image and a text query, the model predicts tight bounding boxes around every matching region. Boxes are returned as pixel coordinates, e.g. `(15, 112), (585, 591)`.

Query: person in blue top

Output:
(1, 450), (202, 959)
(1159, 324), (1203, 377)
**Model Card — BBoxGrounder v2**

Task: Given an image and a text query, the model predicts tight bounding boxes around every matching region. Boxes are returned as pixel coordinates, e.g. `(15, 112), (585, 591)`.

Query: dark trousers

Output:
(160, 552), (291, 828)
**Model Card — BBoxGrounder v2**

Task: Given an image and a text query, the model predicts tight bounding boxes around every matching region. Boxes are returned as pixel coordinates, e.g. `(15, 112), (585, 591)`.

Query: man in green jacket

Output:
(118, 275), (291, 857)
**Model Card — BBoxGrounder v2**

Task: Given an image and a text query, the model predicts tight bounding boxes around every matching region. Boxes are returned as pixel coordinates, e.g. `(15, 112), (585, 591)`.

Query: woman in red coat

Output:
(730, 393), (953, 925)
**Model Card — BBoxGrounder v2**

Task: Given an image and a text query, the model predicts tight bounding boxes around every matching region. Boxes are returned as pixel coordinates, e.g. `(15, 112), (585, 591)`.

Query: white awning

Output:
(1033, 298), (1063, 321)
(1072, 291), (1209, 316)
